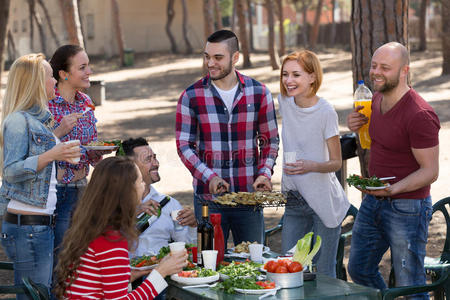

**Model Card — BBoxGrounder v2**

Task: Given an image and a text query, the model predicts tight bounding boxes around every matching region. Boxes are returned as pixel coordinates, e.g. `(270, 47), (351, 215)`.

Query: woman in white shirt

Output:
(278, 50), (349, 277)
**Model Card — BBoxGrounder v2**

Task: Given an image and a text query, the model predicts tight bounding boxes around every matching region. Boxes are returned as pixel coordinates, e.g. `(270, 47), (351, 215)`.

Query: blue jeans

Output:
(348, 195), (432, 300)
(54, 183), (85, 253)
(194, 194), (264, 245)
(281, 191), (341, 277)
(1, 220), (54, 300)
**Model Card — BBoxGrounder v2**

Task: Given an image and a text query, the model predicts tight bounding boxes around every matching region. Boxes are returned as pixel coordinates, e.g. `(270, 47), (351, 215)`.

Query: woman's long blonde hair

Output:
(0, 53), (49, 172)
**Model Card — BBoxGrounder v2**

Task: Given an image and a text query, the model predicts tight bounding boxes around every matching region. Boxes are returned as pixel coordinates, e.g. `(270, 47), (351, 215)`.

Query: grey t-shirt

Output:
(278, 95), (349, 228)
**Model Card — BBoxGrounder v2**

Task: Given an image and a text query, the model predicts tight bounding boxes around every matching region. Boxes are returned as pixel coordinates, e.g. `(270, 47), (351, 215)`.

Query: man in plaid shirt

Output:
(176, 30), (279, 244)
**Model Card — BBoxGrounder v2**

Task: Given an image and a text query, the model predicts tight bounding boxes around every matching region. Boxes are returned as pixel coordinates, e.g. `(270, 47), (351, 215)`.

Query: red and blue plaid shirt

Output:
(48, 88), (99, 183)
(176, 71), (279, 196)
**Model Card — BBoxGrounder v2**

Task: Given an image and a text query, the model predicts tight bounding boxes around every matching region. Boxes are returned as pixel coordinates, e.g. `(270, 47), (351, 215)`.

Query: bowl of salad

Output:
(217, 260), (261, 280)
(264, 259), (304, 288)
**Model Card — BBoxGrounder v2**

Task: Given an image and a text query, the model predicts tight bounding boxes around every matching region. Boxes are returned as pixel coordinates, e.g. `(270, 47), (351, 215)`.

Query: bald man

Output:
(346, 42), (440, 299)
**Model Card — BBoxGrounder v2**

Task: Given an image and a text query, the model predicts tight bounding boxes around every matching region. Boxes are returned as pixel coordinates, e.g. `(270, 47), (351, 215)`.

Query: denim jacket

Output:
(0, 106), (56, 208)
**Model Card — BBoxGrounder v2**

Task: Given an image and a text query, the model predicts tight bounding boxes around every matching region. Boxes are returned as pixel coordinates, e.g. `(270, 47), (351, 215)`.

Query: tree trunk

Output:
(212, 0), (223, 30)
(236, 0), (251, 67)
(418, 0), (428, 51)
(203, 0), (214, 40)
(165, 0), (178, 53)
(59, 0), (84, 47)
(351, 0), (409, 177)
(276, 0), (285, 55)
(36, 0), (60, 46)
(0, 0), (11, 88)
(181, 0), (193, 54)
(302, 3), (308, 46)
(111, 0), (125, 65)
(309, 0), (324, 49)
(32, 2), (47, 55)
(266, 0), (279, 70)
(443, 0), (450, 75)
(231, 0), (237, 33)
(28, 0), (35, 50)
(77, 0), (85, 45)
(7, 29), (17, 61)
(330, 0), (337, 45)
(246, 0), (254, 52)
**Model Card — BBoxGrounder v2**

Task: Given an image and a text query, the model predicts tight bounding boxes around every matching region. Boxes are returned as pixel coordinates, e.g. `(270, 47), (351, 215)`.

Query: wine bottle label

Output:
(197, 232), (202, 265)
(147, 215), (158, 226)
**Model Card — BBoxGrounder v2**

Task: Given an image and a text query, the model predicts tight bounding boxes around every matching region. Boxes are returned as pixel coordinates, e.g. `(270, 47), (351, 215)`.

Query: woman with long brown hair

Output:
(54, 156), (187, 299)
(48, 45), (106, 253)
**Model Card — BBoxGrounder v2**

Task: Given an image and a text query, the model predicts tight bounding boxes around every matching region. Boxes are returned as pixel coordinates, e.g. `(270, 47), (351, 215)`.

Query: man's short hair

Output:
(119, 137), (149, 157)
(207, 30), (239, 54)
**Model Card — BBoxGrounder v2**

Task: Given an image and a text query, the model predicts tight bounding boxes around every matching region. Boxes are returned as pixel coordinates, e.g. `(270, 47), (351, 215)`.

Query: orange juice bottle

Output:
(353, 80), (373, 149)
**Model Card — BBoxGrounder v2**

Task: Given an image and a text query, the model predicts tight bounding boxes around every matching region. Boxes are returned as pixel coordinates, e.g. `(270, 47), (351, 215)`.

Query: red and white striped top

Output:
(65, 231), (167, 299)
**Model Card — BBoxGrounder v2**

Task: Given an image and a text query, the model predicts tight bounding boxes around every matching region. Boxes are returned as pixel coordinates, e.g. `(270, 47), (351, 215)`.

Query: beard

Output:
(210, 60), (233, 81)
(371, 70), (400, 93)
(147, 169), (160, 185)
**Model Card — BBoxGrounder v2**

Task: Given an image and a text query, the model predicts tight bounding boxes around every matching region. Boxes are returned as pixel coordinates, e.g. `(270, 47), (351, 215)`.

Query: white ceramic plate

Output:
(130, 264), (158, 271)
(234, 286), (279, 294)
(225, 246), (270, 258)
(357, 183), (390, 190)
(83, 145), (119, 151)
(170, 273), (219, 285)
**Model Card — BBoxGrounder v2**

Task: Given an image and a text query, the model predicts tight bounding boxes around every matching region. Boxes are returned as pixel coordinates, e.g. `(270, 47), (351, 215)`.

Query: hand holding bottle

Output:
(353, 80), (373, 149)
(347, 105), (369, 132)
(136, 196), (171, 233)
(137, 200), (159, 216)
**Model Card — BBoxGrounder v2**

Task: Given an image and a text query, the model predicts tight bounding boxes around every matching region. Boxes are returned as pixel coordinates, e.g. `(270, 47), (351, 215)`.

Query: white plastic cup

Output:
(248, 243), (264, 262)
(168, 241), (185, 254)
(202, 250), (218, 271)
(284, 152), (297, 164)
(170, 210), (184, 231)
(64, 140), (81, 164)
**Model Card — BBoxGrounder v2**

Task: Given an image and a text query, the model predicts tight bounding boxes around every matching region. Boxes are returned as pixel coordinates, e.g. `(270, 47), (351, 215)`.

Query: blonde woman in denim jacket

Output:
(0, 54), (81, 299)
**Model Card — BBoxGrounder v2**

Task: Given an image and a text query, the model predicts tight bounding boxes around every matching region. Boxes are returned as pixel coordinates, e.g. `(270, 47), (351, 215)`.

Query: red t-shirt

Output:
(369, 88), (440, 199)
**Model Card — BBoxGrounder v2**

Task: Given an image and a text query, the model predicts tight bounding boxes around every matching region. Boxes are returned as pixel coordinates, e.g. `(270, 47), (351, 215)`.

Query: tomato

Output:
(288, 261), (303, 273)
(265, 260), (278, 273)
(135, 260), (146, 267)
(256, 281), (275, 289)
(178, 271), (189, 277)
(275, 265), (288, 273)
(277, 259), (291, 267)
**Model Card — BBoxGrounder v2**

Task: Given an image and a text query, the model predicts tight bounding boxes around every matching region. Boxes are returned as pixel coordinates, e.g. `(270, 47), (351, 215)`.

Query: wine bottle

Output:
(197, 203), (214, 266)
(136, 196), (171, 233)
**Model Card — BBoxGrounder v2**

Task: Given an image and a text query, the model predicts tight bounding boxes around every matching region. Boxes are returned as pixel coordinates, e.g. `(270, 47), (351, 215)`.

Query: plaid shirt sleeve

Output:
(175, 90), (218, 186)
(256, 86), (279, 179)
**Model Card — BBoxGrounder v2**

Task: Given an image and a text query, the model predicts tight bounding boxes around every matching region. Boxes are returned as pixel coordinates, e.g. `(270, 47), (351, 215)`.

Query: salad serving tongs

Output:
(258, 288), (279, 299)
(379, 176), (396, 181)
(182, 282), (218, 289)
